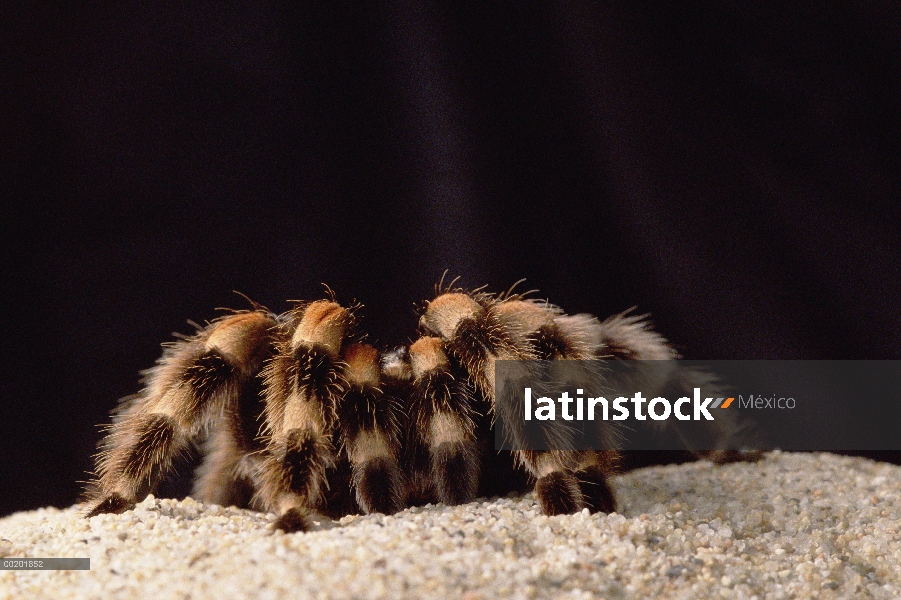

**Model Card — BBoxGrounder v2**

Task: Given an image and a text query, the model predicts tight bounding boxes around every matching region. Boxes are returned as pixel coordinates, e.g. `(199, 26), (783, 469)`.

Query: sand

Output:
(1, 451), (899, 599)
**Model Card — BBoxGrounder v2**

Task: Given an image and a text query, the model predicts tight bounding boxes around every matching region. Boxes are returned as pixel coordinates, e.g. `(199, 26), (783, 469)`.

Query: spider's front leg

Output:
(86, 310), (277, 517)
(257, 300), (351, 533)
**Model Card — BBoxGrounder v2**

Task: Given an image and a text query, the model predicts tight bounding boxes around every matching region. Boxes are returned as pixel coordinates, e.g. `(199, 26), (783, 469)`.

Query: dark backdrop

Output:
(3, 3), (900, 517)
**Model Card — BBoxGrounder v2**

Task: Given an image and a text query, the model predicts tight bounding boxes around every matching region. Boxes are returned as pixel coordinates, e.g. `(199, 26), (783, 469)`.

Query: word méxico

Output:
(738, 395), (796, 409)
(522, 388), (733, 421)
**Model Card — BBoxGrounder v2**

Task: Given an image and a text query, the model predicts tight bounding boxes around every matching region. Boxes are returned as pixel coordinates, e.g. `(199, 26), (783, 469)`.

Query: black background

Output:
(3, 3), (900, 517)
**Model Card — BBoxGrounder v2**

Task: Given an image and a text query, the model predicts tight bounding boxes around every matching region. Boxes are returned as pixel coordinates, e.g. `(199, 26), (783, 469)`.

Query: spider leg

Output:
(192, 412), (258, 509)
(573, 452), (618, 513)
(257, 300), (350, 532)
(338, 343), (405, 515)
(86, 311), (276, 517)
(408, 337), (480, 506)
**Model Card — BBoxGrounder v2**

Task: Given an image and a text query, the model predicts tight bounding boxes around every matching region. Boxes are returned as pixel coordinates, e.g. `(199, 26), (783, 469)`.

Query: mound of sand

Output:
(1, 451), (899, 599)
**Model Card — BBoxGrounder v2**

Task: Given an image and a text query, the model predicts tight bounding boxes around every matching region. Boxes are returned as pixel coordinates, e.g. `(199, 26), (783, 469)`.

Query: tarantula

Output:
(86, 297), (404, 532)
(87, 279), (754, 531)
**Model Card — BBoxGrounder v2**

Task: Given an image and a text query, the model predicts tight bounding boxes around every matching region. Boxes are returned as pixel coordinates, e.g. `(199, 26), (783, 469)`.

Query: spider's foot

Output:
(86, 493), (135, 518)
(576, 465), (617, 514)
(535, 471), (583, 515)
(273, 507), (311, 533)
(706, 449), (765, 464)
(356, 457), (405, 515)
(431, 442), (479, 506)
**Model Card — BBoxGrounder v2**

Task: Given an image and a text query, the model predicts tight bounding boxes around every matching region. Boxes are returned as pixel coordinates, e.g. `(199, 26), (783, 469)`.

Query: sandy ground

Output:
(1, 451), (899, 599)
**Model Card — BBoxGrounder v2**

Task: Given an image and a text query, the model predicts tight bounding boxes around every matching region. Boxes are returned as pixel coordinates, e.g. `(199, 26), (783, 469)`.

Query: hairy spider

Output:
(86, 279), (756, 531)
